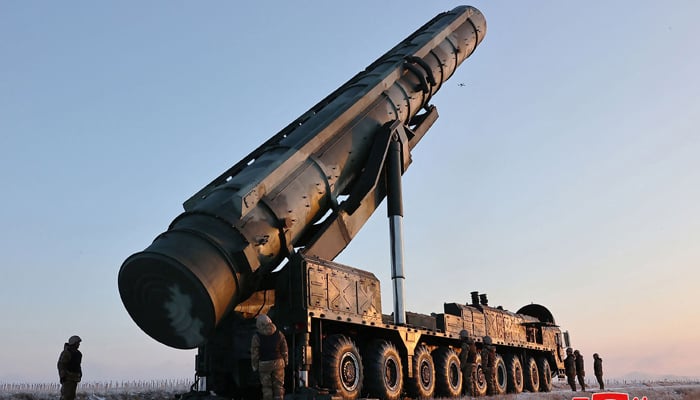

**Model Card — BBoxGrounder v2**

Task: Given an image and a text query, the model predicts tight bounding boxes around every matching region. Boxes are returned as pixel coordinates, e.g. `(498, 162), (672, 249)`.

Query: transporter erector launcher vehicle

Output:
(118, 5), (570, 399)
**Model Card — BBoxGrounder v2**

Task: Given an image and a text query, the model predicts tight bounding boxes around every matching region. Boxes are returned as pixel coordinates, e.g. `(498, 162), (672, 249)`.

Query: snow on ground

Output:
(1, 381), (699, 400)
(482, 381), (700, 400)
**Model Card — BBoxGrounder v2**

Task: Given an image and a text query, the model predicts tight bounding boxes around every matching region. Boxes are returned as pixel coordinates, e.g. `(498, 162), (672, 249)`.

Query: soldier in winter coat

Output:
(564, 347), (577, 391)
(57, 335), (83, 400)
(459, 330), (478, 396)
(593, 353), (604, 390)
(251, 314), (288, 400)
(480, 336), (497, 395)
(574, 349), (586, 391)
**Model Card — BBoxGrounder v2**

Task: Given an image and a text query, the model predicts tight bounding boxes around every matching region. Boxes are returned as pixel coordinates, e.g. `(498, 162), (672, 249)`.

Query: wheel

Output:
(505, 354), (524, 393)
(523, 357), (540, 392)
(323, 334), (363, 400)
(491, 354), (507, 395)
(363, 340), (403, 400)
(538, 357), (553, 392)
(474, 363), (488, 396)
(408, 345), (435, 398)
(472, 353), (488, 397)
(433, 347), (462, 397)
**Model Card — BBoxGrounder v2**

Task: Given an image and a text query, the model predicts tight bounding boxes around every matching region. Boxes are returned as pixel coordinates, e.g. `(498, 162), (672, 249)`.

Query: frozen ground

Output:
(1, 381), (699, 400)
(476, 381), (700, 400)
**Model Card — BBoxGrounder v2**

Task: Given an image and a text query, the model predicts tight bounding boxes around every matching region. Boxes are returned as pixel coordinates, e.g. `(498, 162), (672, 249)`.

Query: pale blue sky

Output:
(1, 1), (698, 382)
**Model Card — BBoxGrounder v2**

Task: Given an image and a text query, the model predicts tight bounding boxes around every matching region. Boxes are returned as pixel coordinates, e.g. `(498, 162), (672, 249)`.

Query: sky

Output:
(1, 0), (699, 383)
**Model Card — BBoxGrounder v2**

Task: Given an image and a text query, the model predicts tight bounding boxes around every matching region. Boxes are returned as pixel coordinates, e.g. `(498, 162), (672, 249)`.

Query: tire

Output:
(363, 340), (403, 400)
(409, 345), (435, 398)
(538, 357), (553, 392)
(505, 354), (524, 393)
(523, 357), (540, 392)
(492, 354), (507, 395)
(433, 348), (462, 398)
(473, 353), (488, 397)
(323, 334), (363, 400)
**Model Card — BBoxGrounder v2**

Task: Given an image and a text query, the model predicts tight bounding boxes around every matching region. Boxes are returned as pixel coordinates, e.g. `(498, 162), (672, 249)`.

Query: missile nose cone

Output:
(455, 5), (487, 46)
(467, 6), (487, 38)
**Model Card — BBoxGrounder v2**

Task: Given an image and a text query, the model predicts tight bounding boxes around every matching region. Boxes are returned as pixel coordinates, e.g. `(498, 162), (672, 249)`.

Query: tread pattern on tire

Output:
(323, 334), (363, 400)
(492, 354), (507, 395)
(433, 347), (462, 398)
(523, 356), (540, 393)
(363, 340), (403, 400)
(538, 357), (553, 392)
(506, 354), (524, 393)
(409, 345), (435, 398)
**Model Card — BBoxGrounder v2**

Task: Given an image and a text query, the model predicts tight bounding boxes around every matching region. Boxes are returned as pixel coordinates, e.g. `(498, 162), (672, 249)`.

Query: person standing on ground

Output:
(481, 336), (496, 395)
(564, 347), (577, 391)
(251, 314), (288, 400)
(459, 330), (478, 396)
(593, 353), (604, 390)
(574, 349), (586, 391)
(57, 335), (82, 400)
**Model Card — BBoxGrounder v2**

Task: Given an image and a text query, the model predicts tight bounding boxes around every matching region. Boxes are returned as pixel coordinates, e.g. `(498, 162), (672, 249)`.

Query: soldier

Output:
(57, 335), (83, 400)
(574, 349), (586, 391)
(480, 336), (496, 395)
(564, 347), (577, 391)
(251, 314), (288, 400)
(459, 330), (478, 396)
(593, 353), (604, 390)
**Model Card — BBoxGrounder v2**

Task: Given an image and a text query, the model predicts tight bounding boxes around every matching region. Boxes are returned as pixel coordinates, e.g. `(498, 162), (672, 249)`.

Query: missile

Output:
(118, 5), (486, 349)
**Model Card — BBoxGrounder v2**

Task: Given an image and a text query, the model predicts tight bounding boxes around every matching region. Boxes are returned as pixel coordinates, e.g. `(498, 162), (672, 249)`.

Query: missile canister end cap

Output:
(118, 252), (215, 349)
